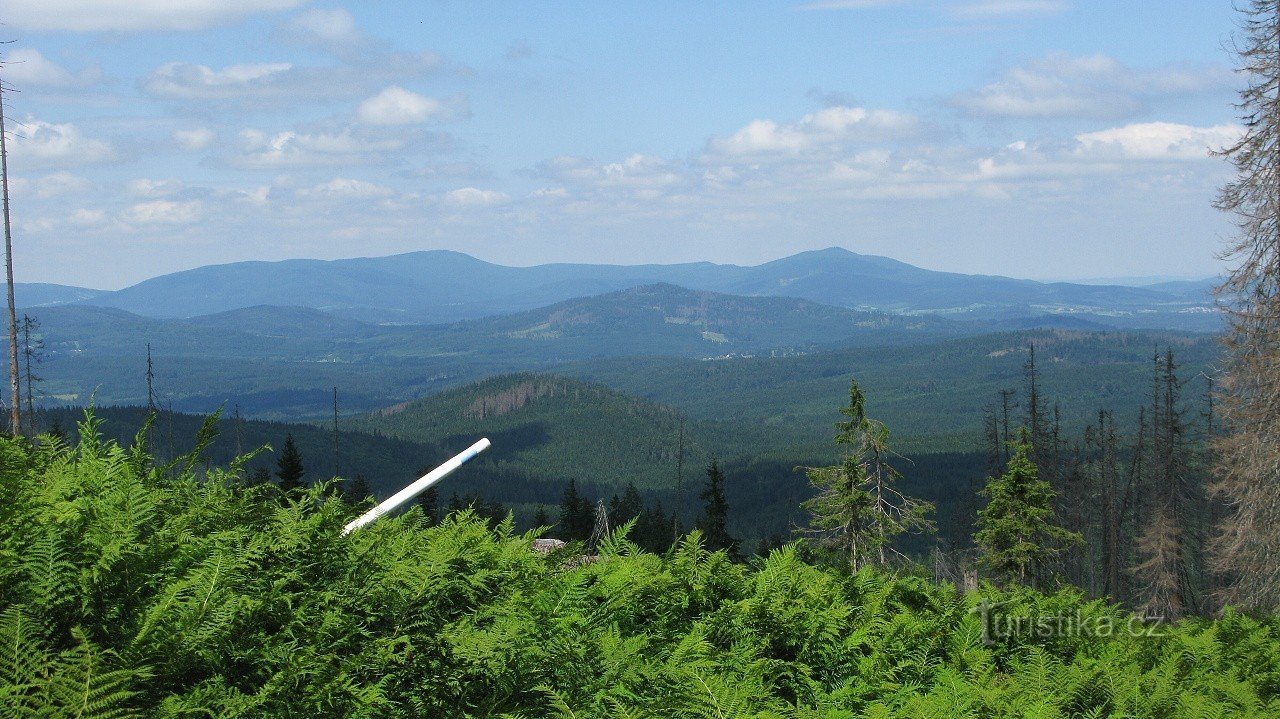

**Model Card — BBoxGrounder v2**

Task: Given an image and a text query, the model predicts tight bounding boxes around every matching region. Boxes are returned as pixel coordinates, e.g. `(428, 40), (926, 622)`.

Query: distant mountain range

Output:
(33, 248), (1219, 330)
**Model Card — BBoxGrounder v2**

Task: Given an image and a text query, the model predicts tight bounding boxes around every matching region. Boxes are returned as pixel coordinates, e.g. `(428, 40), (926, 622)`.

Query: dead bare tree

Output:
(0, 59), (21, 436)
(1209, 0), (1280, 612)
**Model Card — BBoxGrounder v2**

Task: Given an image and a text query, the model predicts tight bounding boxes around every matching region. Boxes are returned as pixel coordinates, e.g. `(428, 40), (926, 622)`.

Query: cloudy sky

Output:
(1, 1), (1244, 289)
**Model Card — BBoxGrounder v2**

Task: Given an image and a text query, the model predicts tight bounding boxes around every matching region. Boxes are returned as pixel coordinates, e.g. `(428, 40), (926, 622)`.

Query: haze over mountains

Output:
(26, 247), (1218, 330)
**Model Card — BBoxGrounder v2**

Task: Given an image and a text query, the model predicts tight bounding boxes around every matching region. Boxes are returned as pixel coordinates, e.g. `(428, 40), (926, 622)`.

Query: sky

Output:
(0, 0), (1247, 289)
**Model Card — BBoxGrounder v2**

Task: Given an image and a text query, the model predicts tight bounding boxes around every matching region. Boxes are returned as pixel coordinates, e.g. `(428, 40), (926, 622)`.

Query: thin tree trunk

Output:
(0, 72), (21, 436)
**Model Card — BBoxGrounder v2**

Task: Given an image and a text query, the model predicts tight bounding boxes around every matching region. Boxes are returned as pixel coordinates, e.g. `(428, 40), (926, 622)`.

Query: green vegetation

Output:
(802, 380), (934, 570)
(976, 431), (1082, 586)
(3, 417), (1278, 718)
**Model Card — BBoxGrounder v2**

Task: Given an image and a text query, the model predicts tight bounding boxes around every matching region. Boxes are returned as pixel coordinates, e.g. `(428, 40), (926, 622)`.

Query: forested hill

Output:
(427, 283), (963, 357)
(348, 374), (789, 490)
(564, 328), (1221, 452)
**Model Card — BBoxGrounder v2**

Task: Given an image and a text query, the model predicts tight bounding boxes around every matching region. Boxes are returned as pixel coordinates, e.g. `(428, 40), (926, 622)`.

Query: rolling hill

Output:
(69, 248), (1218, 329)
(28, 284), (969, 413)
(15, 282), (104, 307)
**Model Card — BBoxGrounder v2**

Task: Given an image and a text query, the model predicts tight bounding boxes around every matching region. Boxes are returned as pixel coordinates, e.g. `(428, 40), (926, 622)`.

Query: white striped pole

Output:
(342, 438), (491, 535)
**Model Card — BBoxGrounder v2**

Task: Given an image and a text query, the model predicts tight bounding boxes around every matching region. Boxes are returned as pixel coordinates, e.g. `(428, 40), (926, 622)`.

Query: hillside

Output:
(15, 282), (104, 307)
(28, 285), (963, 413)
(72, 248), (1218, 329)
(563, 329), (1222, 453)
(350, 374), (756, 490)
(420, 283), (964, 358)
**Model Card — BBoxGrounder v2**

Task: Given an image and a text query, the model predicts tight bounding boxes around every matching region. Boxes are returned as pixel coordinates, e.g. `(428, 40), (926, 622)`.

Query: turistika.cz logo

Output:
(971, 599), (1167, 646)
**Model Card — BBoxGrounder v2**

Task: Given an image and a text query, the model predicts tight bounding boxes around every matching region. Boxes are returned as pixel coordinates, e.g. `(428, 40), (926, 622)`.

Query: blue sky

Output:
(2, 1), (1244, 289)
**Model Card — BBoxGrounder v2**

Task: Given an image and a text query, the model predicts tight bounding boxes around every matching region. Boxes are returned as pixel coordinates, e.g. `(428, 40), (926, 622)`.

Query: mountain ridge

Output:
(48, 247), (1217, 329)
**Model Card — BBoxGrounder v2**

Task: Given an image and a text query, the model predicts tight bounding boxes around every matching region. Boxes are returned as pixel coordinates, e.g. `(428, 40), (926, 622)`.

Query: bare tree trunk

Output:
(0, 70), (21, 437)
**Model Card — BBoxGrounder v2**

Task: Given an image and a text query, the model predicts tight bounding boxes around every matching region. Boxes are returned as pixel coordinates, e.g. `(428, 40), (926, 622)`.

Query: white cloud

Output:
(127, 178), (185, 198)
(142, 53), (444, 107)
(297, 178), (394, 199)
(357, 87), (447, 125)
(950, 0), (1067, 17)
(173, 128), (216, 151)
(68, 209), (107, 227)
(954, 54), (1231, 120)
(122, 200), (203, 225)
(144, 62), (293, 100)
(1074, 122), (1240, 161)
(9, 119), (115, 168)
(9, 171), (89, 199)
(287, 8), (359, 44)
(707, 106), (918, 157)
(535, 155), (686, 200)
(441, 187), (510, 207)
(1, 49), (99, 87)
(231, 127), (407, 169)
(4, 0), (307, 32)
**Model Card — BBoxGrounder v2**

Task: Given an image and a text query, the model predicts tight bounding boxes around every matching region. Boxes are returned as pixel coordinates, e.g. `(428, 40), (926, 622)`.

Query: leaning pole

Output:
(342, 438), (491, 535)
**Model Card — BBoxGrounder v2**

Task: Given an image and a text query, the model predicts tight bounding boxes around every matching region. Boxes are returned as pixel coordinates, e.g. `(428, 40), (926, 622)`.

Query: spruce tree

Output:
(246, 466), (272, 487)
(634, 499), (672, 553)
(698, 460), (738, 557)
(345, 474), (372, 505)
(612, 482), (644, 525)
(275, 433), (305, 492)
(418, 486), (440, 524)
(803, 379), (934, 570)
(532, 505), (550, 529)
(559, 479), (592, 540)
(975, 429), (1081, 587)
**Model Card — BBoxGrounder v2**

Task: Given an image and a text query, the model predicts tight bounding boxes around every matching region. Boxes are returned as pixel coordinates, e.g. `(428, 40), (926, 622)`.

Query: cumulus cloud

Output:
(441, 187), (510, 208)
(970, 121), (1239, 186)
(954, 54), (1232, 120)
(68, 209), (107, 227)
(229, 127), (408, 169)
(8, 171), (89, 200)
(127, 178), (185, 198)
(540, 154), (682, 190)
(5, 0), (307, 32)
(296, 178), (394, 199)
(142, 53), (444, 107)
(706, 106), (919, 157)
(357, 87), (456, 125)
(144, 62), (294, 100)
(122, 200), (203, 225)
(1074, 122), (1240, 161)
(173, 128), (216, 151)
(9, 119), (115, 168)
(1, 49), (100, 87)
(287, 7), (359, 44)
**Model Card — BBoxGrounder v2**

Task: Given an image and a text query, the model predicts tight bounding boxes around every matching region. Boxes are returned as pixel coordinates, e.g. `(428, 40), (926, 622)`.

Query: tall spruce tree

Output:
(1210, 0), (1280, 612)
(698, 460), (738, 557)
(975, 429), (1081, 587)
(559, 479), (593, 541)
(275, 433), (306, 492)
(802, 379), (933, 570)
(634, 500), (672, 554)
(345, 474), (372, 505)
